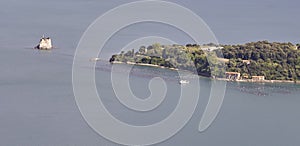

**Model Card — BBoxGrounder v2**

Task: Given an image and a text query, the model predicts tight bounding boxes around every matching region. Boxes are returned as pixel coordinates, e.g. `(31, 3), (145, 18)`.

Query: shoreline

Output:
(110, 61), (299, 84)
(217, 78), (299, 84)
(111, 61), (179, 71)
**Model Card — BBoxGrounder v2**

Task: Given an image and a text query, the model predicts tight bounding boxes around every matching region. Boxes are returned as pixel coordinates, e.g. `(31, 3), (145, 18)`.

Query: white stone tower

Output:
(35, 35), (52, 50)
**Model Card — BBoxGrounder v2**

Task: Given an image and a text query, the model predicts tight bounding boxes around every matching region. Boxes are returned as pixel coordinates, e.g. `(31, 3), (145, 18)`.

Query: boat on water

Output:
(89, 57), (101, 62)
(179, 80), (189, 84)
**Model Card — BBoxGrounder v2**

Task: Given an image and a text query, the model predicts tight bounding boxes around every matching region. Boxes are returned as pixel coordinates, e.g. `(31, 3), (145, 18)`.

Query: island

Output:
(34, 35), (52, 50)
(109, 41), (300, 83)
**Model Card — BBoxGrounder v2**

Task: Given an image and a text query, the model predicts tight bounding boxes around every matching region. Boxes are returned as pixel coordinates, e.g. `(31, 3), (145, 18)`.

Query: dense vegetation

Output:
(109, 43), (225, 77)
(110, 41), (300, 81)
(216, 41), (300, 81)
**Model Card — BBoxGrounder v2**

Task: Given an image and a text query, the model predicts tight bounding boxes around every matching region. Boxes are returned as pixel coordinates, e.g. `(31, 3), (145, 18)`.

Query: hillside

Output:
(216, 41), (300, 81)
(109, 41), (300, 81)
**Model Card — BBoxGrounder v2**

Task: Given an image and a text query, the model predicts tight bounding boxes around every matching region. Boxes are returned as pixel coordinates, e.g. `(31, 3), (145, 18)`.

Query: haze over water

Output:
(1, 0), (300, 145)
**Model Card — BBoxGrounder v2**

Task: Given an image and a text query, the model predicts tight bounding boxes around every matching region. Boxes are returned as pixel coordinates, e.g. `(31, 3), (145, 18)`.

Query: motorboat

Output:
(179, 80), (189, 84)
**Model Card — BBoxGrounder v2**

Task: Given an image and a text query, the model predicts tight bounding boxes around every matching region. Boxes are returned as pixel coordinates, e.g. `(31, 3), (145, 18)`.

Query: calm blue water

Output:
(1, 0), (300, 145)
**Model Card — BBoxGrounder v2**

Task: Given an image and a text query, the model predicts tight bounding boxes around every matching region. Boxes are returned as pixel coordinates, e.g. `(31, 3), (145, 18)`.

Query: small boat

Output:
(89, 57), (101, 62)
(179, 80), (189, 84)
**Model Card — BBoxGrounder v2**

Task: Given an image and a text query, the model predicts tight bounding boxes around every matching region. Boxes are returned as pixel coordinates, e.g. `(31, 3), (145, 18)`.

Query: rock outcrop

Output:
(35, 35), (52, 50)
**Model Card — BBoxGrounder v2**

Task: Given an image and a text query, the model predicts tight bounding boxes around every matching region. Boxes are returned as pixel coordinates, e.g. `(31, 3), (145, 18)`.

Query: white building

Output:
(201, 46), (223, 51)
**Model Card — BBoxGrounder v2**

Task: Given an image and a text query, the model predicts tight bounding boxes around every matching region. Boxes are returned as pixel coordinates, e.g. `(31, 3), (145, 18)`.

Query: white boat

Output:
(179, 80), (189, 84)
(89, 57), (101, 62)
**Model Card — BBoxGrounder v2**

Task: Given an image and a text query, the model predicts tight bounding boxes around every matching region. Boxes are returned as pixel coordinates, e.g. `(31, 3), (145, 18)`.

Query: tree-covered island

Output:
(109, 41), (300, 83)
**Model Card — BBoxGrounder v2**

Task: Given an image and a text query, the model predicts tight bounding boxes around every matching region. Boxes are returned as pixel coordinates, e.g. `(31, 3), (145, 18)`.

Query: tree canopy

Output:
(218, 41), (300, 81)
(110, 41), (300, 81)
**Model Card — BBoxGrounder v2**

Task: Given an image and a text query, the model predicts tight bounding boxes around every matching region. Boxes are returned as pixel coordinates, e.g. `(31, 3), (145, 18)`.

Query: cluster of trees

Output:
(109, 43), (225, 77)
(216, 41), (300, 81)
(110, 41), (300, 81)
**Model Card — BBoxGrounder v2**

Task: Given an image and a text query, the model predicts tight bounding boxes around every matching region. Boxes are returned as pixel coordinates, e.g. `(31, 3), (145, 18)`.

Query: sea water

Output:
(1, 0), (300, 145)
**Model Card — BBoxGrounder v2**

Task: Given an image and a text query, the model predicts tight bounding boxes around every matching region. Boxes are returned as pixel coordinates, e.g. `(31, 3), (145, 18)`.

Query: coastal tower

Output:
(35, 35), (52, 50)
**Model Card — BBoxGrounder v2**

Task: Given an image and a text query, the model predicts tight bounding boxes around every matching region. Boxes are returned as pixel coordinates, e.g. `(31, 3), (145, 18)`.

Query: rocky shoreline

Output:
(111, 61), (179, 71)
(218, 78), (299, 84)
(111, 61), (299, 84)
